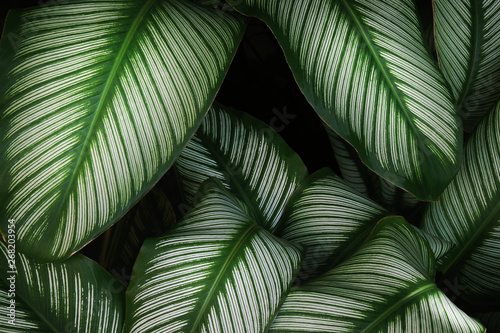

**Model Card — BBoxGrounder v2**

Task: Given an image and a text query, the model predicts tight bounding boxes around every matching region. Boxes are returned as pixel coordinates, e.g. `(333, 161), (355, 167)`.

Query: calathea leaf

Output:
(270, 217), (485, 332)
(0, 242), (124, 332)
(434, 0), (500, 130)
(411, 226), (454, 262)
(421, 99), (500, 305)
(0, 0), (246, 261)
(226, 0), (462, 200)
(275, 168), (452, 282)
(275, 167), (391, 280)
(125, 179), (303, 332)
(174, 102), (308, 232)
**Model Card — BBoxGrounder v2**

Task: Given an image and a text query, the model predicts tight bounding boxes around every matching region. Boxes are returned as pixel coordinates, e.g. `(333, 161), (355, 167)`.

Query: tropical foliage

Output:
(0, 0), (499, 331)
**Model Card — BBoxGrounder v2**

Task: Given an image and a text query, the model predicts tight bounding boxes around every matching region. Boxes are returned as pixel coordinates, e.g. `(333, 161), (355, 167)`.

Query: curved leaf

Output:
(0, 242), (123, 332)
(434, 0), (500, 129)
(174, 103), (308, 232)
(125, 179), (303, 332)
(0, 0), (246, 261)
(411, 226), (454, 262)
(276, 168), (391, 280)
(421, 99), (500, 304)
(227, 0), (462, 200)
(270, 217), (484, 332)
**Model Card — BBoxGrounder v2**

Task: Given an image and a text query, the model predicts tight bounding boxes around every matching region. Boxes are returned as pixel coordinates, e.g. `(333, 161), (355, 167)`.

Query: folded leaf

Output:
(434, 0), (500, 129)
(270, 217), (485, 332)
(411, 226), (454, 262)
(125, 179), (303, 332)
(421, 99), (500, 304)
(227, 0), (462, 200)
(174, 103), (308, 231)
(0, 0), (245, 261)
(0, 242), (124, 332)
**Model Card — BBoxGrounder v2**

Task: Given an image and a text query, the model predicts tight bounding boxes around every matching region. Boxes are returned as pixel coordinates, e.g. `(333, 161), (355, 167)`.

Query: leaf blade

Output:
(227, 0), (462, 200)
(421, 99), (500, 304)
(270, 217), (484, 332)
(125, 179), (303, 332)
(0, 0), (246, 261)
(0, 242), (124, 332)
(434, 0), (500, 129)
(174, 103), (308, 232)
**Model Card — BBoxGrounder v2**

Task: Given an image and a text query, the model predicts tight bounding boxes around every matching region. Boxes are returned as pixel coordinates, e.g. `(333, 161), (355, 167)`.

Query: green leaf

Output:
(270, 217), (485, 332)
(434, 0), (500, 130)
(174, 103), (308, 232)
(0, 0), (246, 261)
(421, 99), (500, 304)
(0, 241), (124, 332)
(276, 168), (391, 279)
(125, 179), (303, 332)
(227, 0), (462, 200)
(411, 226), (454, 262)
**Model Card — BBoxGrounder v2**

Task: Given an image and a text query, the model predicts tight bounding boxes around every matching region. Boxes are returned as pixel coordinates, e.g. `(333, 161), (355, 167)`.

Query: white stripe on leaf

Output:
(0, 0), (246, 261)
(422, 99), (500, 303)
(227, 0), (462, 200)
(125, 180), (303, 332)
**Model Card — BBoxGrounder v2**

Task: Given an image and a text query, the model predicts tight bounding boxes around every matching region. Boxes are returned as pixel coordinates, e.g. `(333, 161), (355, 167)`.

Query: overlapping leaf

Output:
(174, 103), (308, 232)
(421, 99), (500, 304)
(125, 180), (303, 332)
(0, 242), (124, 332)
(0, 0), (246, 261)
(270, 217), (484, 332)
(434, 0), (500, 129)
(227, 0), (462, 200)
(275, 168), (391, 280)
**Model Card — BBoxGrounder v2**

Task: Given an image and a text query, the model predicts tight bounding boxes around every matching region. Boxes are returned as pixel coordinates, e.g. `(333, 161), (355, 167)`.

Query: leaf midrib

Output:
(338, 0), (421, 136)
(196, 129), (265, 226)
(189, 223), (259, 333)
(53, 0), (157, 249)
(360, 282), (436, 332)
(441, 198), (500, 274)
